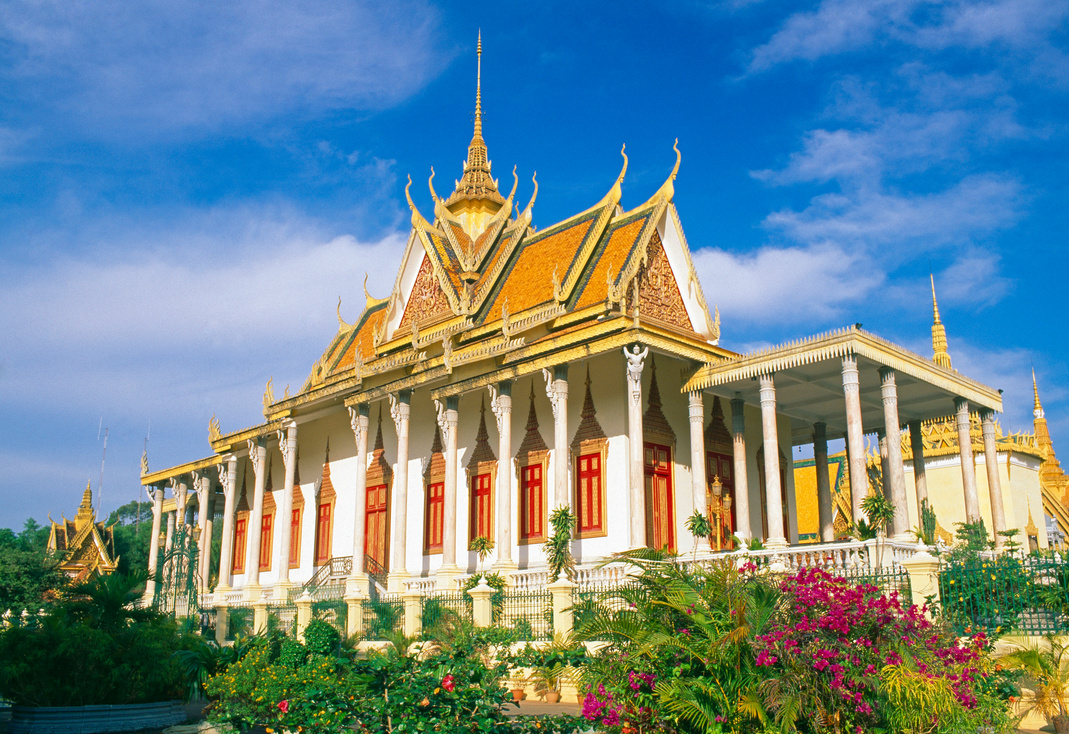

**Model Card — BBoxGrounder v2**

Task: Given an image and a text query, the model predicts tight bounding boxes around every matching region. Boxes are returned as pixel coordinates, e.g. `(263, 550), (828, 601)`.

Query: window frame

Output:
(517, 452), (549, 544)
(232, 514), (247, 574)
(258, 511), (274, 571)
(468, 464), (497, 543)
(574, 440), (609, 539)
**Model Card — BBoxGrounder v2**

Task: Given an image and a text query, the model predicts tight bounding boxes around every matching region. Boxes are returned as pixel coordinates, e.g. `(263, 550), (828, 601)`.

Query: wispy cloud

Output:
(0, 0), (449, 138)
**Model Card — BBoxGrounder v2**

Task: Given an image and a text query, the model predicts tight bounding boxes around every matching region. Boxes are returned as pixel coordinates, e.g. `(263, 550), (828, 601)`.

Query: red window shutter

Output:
(576, 453), (602, 533)
(289, 508), (302, 566)
(425, 482), (444, 550)
(233, 517), (246, 573)
(259, 514), (273, 570)
(316, 503), (332, 564)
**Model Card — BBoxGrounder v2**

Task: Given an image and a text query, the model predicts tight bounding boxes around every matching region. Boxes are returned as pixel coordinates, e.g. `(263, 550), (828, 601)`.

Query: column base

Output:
(344, 573), (371, 599)
(692, 539), (713, 555)
(491, 560), (519, 585)
(212, 582), (232, 596)
(273, 580), (296, 603)
(243, 583), (263, 603)
(385, 571), (410, 595)
(435, 564), (462, 592)
(764, 537), (789, 551)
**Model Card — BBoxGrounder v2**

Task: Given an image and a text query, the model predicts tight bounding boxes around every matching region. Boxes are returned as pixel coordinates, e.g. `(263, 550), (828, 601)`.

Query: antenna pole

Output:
(97, 427), (108, 515)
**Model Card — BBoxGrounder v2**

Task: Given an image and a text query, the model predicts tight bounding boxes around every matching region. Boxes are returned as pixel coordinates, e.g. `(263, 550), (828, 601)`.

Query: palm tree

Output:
(999, 635), (1069, 734)
(685, 510), (712, 561)
(469, 535), (494, 580)
(861, 492), (895, 568)
(545, 507), (576, 582)
(64, 569), (157, 633)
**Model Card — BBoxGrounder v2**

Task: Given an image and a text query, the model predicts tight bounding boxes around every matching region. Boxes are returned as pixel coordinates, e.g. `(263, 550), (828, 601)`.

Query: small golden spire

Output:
(930, 274), (952, 369)
(474, 30), (482, 140)
(445, 32), (504, 208)
(1034, 368), (1045, 420)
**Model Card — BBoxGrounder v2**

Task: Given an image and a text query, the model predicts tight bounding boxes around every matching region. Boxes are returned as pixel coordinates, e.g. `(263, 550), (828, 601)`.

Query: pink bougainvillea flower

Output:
(442, 673), (456, 692)
(277, 700), (289, 713)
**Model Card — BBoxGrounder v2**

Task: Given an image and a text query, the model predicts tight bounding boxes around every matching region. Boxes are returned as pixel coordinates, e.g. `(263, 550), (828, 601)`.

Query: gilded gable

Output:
(399, 255), (453, 331)
(637, 231), (693, 333)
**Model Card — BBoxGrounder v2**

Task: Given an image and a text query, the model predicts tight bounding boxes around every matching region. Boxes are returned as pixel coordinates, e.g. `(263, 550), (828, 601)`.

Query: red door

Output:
(425, 481), (444, 551)
(365, 484), (389, 570)
(470, 473), (493, 541)
(644, 443), (675, 552)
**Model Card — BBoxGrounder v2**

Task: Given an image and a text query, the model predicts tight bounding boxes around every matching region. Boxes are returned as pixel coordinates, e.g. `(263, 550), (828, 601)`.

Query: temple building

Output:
(141, 40), (1015, 608)
(792, 281), (1056, 551)
(47, 482), (118, 582)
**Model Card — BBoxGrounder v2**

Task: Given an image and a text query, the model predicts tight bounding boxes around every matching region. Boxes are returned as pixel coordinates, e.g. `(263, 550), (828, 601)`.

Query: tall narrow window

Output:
(520, 463), (545, 541)
(315, 503), (332, 564)
(259, 512), (273, 571)
(470, 473), (493, 541)
(425, 481), (444, 551)
(365, 483), (389, 570)
(232, 517), (247, 574)
(575, 453), (604, 534)
(644, 442), (675, 553)
(289, 507), (302, 567)
(313, 445), (337, 566)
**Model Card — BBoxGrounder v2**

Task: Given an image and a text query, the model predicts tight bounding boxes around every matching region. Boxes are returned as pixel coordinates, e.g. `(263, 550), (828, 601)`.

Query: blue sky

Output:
(1, 0), (1067, 530)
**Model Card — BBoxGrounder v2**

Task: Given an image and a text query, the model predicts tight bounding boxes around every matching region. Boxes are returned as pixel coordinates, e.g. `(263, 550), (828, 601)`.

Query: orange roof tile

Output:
(573, 214), (649, 310)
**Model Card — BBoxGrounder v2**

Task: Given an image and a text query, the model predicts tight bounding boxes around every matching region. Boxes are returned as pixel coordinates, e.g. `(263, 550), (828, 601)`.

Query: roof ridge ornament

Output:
(639, 139), (681, 209)
(406, 174), (435, 230)
(1033, 368), (1045, 420)
(930, 274), (952, 370)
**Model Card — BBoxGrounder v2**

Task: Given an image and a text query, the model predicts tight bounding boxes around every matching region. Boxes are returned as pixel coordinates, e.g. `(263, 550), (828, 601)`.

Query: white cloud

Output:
(0, 0), (448, 137)
(692, 243), (882, 325)
(762, 173), (1023, 250)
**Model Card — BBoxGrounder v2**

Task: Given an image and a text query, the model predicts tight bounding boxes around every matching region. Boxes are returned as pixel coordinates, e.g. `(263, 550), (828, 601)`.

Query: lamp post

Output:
(710, 476), (733, 551)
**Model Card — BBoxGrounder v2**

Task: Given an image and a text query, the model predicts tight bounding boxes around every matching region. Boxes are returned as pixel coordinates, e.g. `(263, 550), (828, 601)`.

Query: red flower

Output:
(442, 674), (456, 692)
(277, 700), (289, 713)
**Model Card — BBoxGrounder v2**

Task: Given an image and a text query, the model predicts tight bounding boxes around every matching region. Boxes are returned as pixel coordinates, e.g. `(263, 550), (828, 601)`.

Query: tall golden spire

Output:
(445, 31), (504, 210)
(930, 274), (952, 369)
(1034, 368), (1045, 420)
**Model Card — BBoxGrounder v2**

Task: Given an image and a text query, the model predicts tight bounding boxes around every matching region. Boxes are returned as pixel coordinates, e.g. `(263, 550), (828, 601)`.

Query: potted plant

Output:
(545, 507), (576, 582)
(998, 634), (1069, 733)
(469, 535), (495, 581)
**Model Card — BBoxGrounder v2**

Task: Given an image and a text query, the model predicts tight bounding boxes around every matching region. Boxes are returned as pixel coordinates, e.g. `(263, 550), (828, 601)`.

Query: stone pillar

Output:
(295, 591), (313, 642)
(955, 398), (981, 523)
(164, 509), (176, 554)
(202, 494), (214, 586)
(980, 409), (1008, 547)
(193, 471), (211, 589)
(214, 603), (229, 645)
(215, 455), (238, 592)
(490, 381), (515, 573)
(731, 394), (751, 542)
(813, 423), (834, 542)
(467, 581), (493, 628)
(908, 421), (928, 509)
(758, 373), (787, 549)
(145, 485), (164, 598)
(688, 391), (711, 553)
(548, 575), (576, 638)
(245, 438), (267, 599)
(174, 479), (189, 534)
(346, 405), (370, 597)
(387, 390), (411, 593)
(544, 365), (570, 510)
(878, 368), (910, 540)
(252, 592), (269, 634)
(877, 431), (890, 507)
(899, 550), (941, 617)
(276, 421), (298, 589)
(624, 345), (648, 549)
(842, 355), (868, 524)
(437, 395), (461, 590)
(345, 595), (365, 638)
(402, 590), (422, 637)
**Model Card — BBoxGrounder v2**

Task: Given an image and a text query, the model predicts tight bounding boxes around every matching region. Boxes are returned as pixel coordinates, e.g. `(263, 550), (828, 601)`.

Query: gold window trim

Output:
(423, 478), (445, 556)
(516, 451), (549, 545)
(574, 439), (609, 539)
(467, 461), (498, 543)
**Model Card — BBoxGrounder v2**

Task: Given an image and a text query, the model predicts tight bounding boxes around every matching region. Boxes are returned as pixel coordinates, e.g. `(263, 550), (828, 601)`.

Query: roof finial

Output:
(930, 274), (952, 369)
(1033, 367), (1045, 420)
(475, 29), (483, 140)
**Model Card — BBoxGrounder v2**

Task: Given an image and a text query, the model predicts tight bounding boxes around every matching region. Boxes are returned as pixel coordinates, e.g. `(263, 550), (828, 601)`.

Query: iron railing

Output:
(362, 596), (403, 638)
(420, 592), (472, 631)
(940, 555), (1069, 635)
(301, 556), (353, 594)
(499, 590), (553, 639)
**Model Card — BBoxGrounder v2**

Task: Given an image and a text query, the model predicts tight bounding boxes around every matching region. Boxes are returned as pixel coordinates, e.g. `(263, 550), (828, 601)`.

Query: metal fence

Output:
(227, 605), (253, 640)
(312, 599), (348, 636)
(834, 565), (912, 601)
(498, 590), (552, 640)
(362, 596), (404, 638)
(940, 555), (1069, 636)
(420, 592), (471, 631)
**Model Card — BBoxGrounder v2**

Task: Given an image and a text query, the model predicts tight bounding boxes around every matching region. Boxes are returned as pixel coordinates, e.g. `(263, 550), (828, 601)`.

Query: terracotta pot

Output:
(1054, 714), (1069, 734)
(545, 691), (561, 704)
(511, 688), (526, 702)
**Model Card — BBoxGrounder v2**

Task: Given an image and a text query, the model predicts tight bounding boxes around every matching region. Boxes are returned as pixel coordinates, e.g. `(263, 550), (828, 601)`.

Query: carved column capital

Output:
(390, 391), (411, 431)
(542, 368), (564, 419)
(758, 373), (776, 409)
(687, 390), (704, 423)
(348, 405), (369, 445)
(277, 420), (297, 470)
(217, 462), (232, 498)
(488, 383), (512, 435)
(623, 344), (648, 406)
(247, 439), (265, 473)
(841, 354), (860, 394)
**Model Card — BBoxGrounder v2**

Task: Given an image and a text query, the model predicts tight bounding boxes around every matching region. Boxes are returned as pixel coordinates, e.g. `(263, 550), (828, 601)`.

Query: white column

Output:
(436, 395), (461, 588)
(842, 355), (868, 524)
(759, 373), (787, 549)
(813, 423), (834, 542)
(731, 394), (751, 542)
(879, 368), (910, 540)
(193, 471), (211, 589)
(174, 479), (189, 533)
(276, 421), (297, 587)
(387, 390), (411, 593)
(955, 397), (981, 523)
(490, 381), (514, 572)
(908, 421), (928, 509)
(215, 455), (238, 592)
(145, 485), (164, 598)
(980, 409), (1008, 547)
(688, 391), (710, 553)
(164, 505), (176, 554)
(624, 345), (649, 549)
(346, 405), (370, 596)
(544, 365), (570, 510)
(245, 438), (267, 597)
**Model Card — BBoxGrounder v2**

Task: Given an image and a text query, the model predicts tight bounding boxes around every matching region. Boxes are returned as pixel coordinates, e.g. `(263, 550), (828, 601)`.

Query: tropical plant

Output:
(685, 510), (712, 560)
(545, 507), (576, 582)
(998, 634), (1069, 733)
(916, 497), (938, 546)
(861, 491), (895, 567)
(469, 534), (495, 578)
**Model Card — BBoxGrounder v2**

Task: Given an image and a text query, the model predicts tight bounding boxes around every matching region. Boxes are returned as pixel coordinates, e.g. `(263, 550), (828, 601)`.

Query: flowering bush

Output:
(755, 567), (1013, 733)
